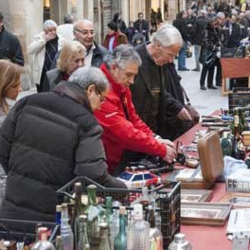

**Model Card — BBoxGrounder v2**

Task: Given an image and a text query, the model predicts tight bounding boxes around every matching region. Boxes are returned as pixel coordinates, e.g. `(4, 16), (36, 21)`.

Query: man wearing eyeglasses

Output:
(73, 19), (108, 67)
(131, 24), (193, 141)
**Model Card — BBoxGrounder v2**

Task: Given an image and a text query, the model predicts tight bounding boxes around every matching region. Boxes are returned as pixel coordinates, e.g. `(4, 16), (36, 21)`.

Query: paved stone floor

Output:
(177, 50), (228, 116)
(18, 49), (228, 116)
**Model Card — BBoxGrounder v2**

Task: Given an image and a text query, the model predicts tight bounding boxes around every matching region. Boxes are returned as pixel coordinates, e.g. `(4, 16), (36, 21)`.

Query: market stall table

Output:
(172, 122), (250, 250)
(220, 58), (250, 96)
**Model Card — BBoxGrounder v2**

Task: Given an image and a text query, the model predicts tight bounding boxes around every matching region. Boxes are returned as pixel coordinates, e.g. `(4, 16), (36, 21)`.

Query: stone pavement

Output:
(18, 50), (228, 116)
(177, 51), (228, 116)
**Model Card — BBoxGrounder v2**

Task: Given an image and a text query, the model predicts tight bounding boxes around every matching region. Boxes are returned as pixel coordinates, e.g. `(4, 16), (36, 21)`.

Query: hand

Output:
(177, 108), (192, 120)
(45, 32), (56, 42)
(162, 145), (177, 163)
(156, 137), (175, 148)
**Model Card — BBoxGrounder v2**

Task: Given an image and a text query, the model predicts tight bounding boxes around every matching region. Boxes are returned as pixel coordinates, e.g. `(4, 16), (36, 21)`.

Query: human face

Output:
(110, 62), (139, 88)
(74, 22), (95, 49)
(5, 76), (22, 100)
(152, 43), (181, 66)
(108, 28), (115, 36)
(87, 84), (108, 111)
(66, 53), (85, 75)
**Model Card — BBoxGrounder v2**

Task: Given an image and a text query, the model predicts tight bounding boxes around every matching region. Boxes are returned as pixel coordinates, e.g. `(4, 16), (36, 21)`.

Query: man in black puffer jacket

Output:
(0, 67), (126, 229)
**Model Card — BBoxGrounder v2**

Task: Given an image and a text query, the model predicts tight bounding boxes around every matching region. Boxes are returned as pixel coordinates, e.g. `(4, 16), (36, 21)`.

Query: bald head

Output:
(73, 19), (95, 49)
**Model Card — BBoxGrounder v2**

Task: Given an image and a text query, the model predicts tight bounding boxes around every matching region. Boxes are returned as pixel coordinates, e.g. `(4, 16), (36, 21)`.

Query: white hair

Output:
(43, 20), (57, 30)
(152, 24), (183, 48)
(69, 66), (109, 92)
(104, 44), (142, 70)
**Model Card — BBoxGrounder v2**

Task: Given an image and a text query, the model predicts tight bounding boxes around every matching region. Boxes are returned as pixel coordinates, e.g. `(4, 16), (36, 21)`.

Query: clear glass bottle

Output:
(168, 233), (193, 250)
(31, 227), (55, 250)
(55, 236), (62, 250)
(76, 215), (90, 250)
(99, 222), (111, 250)
(148, 205), (163, 250)
(60, 203), (74, 250)
(114, 206), (127, 250)
(127, 204), (150, 250)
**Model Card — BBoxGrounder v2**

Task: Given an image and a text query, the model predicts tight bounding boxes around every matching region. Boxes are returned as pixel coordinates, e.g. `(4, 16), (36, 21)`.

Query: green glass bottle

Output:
(114, 206), (127, 250)
(220, 132), (232, 156)
(85, 184), (105, 249)
(232, 114), (241, 159)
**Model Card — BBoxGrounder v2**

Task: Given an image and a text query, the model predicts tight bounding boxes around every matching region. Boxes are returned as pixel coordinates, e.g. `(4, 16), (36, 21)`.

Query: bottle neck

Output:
(119, 214), (126, 234)
(87, 188), (97, 205)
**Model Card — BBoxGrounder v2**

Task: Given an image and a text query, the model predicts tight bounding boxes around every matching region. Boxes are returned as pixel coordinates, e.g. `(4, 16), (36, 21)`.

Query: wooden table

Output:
(220, 58), (250, 96)
(173, 122), (250, 250)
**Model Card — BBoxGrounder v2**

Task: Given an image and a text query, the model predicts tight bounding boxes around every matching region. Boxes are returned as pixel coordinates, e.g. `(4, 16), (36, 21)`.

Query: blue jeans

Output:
(194, 45), (201, 70)
(178, 41), (187, 70)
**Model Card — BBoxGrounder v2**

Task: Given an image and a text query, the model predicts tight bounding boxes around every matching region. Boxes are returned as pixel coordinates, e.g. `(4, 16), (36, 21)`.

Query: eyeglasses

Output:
(95, 86), (106, 102)
(74, 28), (95, 36)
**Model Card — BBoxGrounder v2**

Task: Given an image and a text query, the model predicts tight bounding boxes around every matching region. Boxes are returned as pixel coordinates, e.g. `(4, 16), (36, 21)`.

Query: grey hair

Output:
(104, 44), (142, 70)
(152, 24), (183, 47)
(43, 20), (57, 30)
(68, 66), (109, 92)
(216, 12), (225, 19)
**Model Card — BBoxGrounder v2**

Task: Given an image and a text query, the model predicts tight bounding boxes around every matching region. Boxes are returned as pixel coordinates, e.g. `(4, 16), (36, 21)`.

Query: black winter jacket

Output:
(0, 26), (24, 66)
(131, 44), (184, 140)
(0, 82), (125, 227)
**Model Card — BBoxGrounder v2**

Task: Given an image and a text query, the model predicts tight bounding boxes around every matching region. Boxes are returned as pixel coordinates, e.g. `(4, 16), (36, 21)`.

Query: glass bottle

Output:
(220, 131), (232, 156)
(114, 206), (127, 250)
(105, 197), (114, 250)
(147, 205), (163, 250)
(231, 114), (241, 159)
(168, 233), (193, 250)
(55, 205), (61, 225)
(99, 222), (111, 250)
(85, 184), (105, 249)
(60, 203), (74, 250)
(72, 182), (84, 248)
(127, 204), (150, 250)
(55, 236), (62, 250)
(76, 215), (90, 250)
(31, 227), (55, 250)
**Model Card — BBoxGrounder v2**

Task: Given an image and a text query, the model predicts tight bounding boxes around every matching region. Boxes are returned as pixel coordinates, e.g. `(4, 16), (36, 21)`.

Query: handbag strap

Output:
(182, 86), (191, 104)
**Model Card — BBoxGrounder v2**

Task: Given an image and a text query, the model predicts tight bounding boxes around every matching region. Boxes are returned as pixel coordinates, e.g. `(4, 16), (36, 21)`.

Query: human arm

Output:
(12, 36), (24, 66)
(74, 124), (126, 188)
(28, 33), (47, 55)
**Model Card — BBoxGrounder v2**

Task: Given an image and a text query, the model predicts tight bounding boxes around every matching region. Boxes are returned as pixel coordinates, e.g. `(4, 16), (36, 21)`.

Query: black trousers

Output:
(200, 64), (215, 87)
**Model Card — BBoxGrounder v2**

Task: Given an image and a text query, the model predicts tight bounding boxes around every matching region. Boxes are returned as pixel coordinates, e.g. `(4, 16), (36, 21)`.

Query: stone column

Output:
(121, 0), (129, 25)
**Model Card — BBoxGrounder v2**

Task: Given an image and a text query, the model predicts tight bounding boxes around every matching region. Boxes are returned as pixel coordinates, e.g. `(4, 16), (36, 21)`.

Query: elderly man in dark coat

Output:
(0, 67), (125, 230)
(131, 24), (193, 140)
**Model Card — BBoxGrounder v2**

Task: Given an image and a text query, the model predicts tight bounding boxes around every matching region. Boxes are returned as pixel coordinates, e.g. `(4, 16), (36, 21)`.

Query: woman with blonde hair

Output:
(0, 60), (24, 125)
(43, 40), (85, 91)
(0, 59), (23, 204)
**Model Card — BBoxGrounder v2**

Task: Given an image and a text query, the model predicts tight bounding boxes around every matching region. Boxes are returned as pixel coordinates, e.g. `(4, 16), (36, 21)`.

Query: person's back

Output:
(0, 67), (125, 229)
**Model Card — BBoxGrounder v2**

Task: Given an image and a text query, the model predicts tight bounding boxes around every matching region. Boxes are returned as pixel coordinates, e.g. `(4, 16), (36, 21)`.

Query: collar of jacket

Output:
(53, 81), (92, 113)
(100, 63), (127, 97)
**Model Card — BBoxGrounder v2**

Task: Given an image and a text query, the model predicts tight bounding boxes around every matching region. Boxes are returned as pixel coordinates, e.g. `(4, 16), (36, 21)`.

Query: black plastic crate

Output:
(57, 176), (181, 249)
(0, 219), (57, 246)
(229, 87), (250, 112)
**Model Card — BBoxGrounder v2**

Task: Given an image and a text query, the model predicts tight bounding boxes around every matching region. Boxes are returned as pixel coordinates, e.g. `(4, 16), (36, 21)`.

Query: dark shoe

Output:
(216, 83), (222, 87)
(208, 86), (218, 89)
(178, 68), (190, 71)
(200, 86), (207, 90)
(192, 68), (200, 72)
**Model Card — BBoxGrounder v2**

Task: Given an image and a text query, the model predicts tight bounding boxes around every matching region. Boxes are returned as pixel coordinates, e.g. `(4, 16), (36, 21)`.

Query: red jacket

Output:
(94, 64), (167, 174)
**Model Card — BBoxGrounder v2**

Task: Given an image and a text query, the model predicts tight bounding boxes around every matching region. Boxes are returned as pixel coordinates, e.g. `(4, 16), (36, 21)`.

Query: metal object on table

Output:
(232, 232), (250, 250)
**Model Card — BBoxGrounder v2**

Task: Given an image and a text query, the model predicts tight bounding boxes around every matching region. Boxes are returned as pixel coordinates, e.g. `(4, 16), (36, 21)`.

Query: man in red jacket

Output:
(94, 44), (176, 175)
